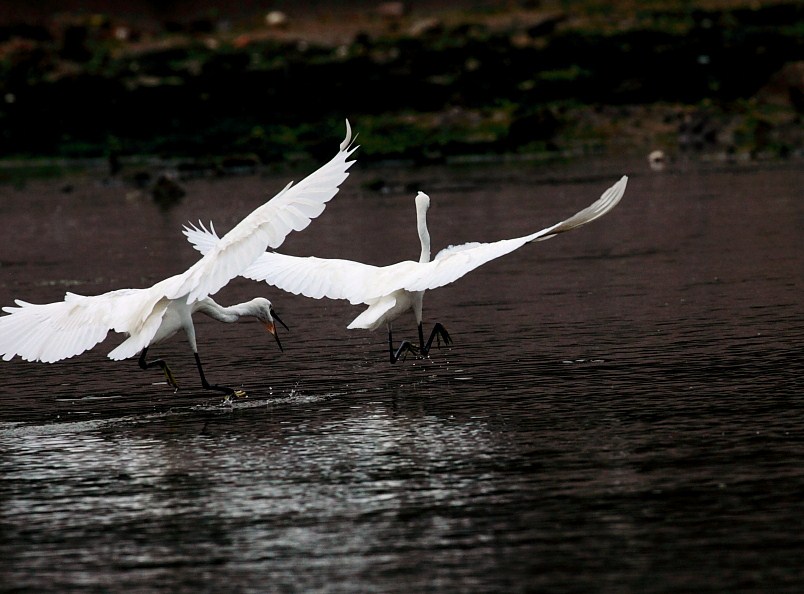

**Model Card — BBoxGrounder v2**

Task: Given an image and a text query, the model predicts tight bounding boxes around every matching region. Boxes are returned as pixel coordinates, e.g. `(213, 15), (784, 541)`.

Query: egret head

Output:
(415, 191), (430, 212)
(415, 191), (432, 263)
(250, 297), (289, 351)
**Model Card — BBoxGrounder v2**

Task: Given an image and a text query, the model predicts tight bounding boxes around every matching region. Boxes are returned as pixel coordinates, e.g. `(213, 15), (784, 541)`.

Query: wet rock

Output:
(525, 13), (565, 38)
(408, 18), (443, 37)
(755, 61), (804, 112)
(679, 111), (719, 152)
(507, 107), (561, 148)
(219, 155), (260, 176)
(126, 170), (152, 189)
(648, 149), (667, 172)
(376, 3), (407, 20)
(176, 159), (216, 179)
(151, 172), (185, 210)
(265, 11), (289, 29)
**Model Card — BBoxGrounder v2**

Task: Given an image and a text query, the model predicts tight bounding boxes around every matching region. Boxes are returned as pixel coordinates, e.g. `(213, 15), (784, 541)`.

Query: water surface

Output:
(0, 158), (802, 592)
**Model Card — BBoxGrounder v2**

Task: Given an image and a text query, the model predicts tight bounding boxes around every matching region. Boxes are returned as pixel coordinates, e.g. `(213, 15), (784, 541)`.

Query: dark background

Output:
(0, 0), (801, 171)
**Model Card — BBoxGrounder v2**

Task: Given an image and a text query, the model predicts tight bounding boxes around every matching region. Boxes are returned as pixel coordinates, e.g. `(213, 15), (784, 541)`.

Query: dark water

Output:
(0, 158), (802, 593)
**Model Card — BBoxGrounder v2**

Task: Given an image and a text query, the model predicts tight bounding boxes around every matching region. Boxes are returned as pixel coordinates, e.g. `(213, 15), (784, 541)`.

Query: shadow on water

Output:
(0, 158), (803, 592)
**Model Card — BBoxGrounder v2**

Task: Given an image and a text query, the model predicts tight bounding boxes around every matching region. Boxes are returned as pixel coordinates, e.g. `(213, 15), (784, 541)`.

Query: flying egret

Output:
(184, 175), (628, 363)
(0, 121), (358, 396)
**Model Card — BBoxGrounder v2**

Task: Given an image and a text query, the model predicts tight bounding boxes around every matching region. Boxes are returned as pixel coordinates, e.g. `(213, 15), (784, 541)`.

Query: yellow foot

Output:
(221, 390), (247, 406)
(163, 367), (180, 391)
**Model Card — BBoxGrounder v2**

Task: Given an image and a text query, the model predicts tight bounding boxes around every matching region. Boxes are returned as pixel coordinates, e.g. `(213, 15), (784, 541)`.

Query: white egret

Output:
(184, 175), (628, 363)
(0, 121), (358, 396)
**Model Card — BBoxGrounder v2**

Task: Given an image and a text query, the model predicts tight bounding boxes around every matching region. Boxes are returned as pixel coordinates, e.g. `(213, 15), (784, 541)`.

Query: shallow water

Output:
(0, 157), (802, 592)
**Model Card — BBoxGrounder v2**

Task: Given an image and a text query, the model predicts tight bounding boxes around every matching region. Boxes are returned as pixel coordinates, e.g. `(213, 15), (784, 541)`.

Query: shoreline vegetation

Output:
(0, 1), (801, 180)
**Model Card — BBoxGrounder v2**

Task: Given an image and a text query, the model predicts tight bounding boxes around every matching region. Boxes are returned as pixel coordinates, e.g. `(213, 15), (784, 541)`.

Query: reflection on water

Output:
(1, 159), (803, 592)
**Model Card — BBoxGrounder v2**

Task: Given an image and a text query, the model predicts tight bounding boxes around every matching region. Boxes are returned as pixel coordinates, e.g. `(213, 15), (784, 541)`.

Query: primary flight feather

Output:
(184, 175), (627, 363)
(0, 120), (357, 396)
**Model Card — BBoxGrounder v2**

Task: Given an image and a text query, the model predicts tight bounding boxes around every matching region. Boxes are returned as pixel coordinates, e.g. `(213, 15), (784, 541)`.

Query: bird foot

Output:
(390, 340), (418, 363)
(163, 369), (179, 390)
(419, 323), (452, 357)
(221, 389), (248, 405)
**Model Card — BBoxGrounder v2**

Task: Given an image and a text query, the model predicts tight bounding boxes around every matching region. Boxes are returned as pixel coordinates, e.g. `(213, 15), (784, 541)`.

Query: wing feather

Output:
(402, 175), (628, 292)
(243, 253), (382, 304)
(0, 289), (156, 363)
(184, 221), (386, 305)
(519, 174), (627, 242)
(173, 120), (357, 303)
(1, 124), (357, 364)
(182, 175), (626, 305)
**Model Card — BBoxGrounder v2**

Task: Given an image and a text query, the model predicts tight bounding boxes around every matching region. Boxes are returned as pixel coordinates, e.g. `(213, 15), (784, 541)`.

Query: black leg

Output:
(419, 322), (452, 356)
(388, 327), (418, 364)
(138, 347), (180, 391)
(387, 323), (452, 363)
(193, 352), (246, 399)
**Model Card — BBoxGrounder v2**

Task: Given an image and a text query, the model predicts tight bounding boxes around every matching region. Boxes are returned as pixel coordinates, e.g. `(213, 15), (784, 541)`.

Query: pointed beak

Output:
(272, 310), (289, 332)
(261, 321), (282, 352)
(263, 310), (288, 352)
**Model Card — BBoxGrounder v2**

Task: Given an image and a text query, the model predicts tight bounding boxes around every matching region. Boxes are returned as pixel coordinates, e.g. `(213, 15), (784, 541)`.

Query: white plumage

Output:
(0, 121), (357, 395)
(185, 175), (628, 362)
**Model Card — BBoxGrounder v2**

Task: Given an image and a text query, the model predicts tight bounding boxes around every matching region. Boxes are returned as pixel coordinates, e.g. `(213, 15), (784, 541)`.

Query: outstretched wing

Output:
(0, 123), (357, 363)
(174, 120), (358, 303)
(184, 175), (627, 304)
(241, 253), (384, 304)
(182, 222), (384, 305)
(400, 175), (628, 292)
(0, 289), (157, 363)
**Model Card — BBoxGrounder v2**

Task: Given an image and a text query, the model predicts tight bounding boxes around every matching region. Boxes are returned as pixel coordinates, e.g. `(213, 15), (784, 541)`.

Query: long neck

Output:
(416, 196), (431, 264)
(195, 298), (247, 323)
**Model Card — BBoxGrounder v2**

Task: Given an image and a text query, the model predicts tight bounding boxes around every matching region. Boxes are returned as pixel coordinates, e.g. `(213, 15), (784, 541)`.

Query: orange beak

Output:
(263, 320), (283, 351)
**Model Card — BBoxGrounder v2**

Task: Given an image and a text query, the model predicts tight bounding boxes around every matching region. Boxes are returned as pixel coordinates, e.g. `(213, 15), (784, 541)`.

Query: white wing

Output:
(0, 122), (356, 363)
(402, 175), (628, 292)
(182, 223), (385, 305)
(184, 175), (626, 303)
(184, 223), (424, 306)
(184, 219), (395, 304)
(174, 120), (357, 303)
(0, 288), (160, 363)
(242, 253), (384, 304)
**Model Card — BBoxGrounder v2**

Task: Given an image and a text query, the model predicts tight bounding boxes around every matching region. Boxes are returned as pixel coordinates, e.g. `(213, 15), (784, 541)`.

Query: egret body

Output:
(185, 175), (628, 363)
(0, 121), (357, 395)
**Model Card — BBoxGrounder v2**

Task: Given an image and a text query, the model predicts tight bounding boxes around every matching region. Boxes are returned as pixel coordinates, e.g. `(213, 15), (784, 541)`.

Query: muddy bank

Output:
(0, 1), (802, 173)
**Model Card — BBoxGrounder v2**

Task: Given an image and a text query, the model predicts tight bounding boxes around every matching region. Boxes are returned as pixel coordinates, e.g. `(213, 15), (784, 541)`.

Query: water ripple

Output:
(1, 161), (803, 592)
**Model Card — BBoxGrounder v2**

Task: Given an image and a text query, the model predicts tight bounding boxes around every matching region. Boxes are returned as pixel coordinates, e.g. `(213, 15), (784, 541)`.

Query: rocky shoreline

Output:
(0, 1), (801, 178)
